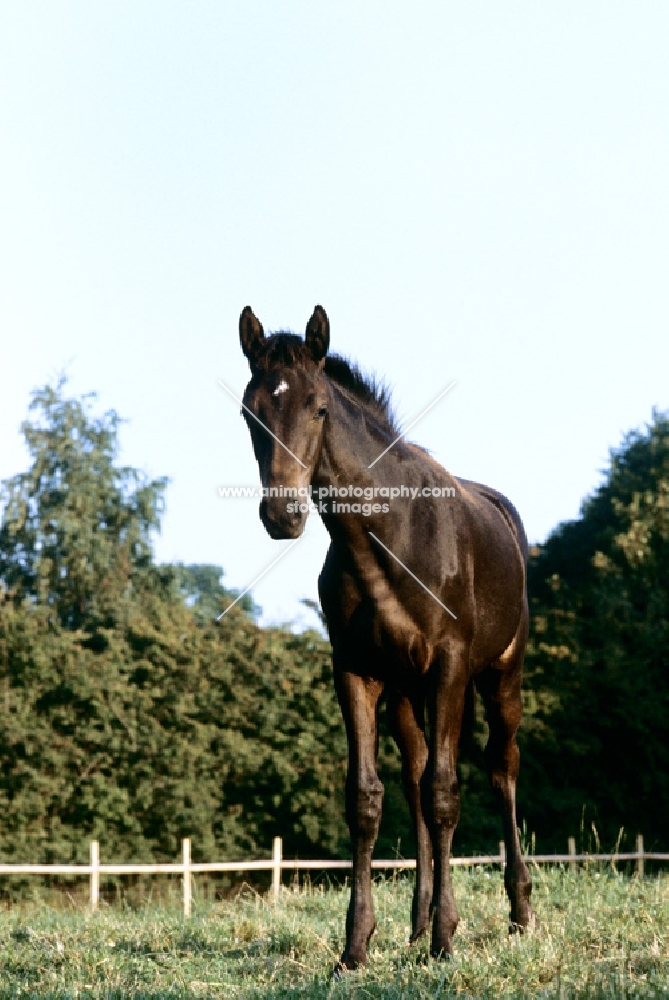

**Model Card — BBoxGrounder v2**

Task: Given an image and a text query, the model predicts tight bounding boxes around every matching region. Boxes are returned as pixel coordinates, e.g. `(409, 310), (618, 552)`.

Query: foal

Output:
(239, 305), (533, 967)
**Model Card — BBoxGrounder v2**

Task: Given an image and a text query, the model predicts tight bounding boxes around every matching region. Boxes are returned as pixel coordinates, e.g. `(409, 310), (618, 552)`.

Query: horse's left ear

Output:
(305, 305), (330, 364)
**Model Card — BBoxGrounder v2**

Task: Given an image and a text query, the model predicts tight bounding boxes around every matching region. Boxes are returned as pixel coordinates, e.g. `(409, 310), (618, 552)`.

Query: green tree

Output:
(0, 381), (350, 867)
(0, 379), (166, 630)
(8, 380), (665, 871)
(520, 411), (669, 850)
(172, 562), (258, 622)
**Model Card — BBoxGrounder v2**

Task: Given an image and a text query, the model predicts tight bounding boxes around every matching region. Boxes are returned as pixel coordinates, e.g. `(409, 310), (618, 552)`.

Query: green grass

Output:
(0, 868), (667, 998)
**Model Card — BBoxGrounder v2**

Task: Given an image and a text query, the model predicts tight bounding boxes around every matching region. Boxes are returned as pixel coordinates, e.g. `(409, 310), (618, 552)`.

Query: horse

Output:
(238, 304), (534, 968)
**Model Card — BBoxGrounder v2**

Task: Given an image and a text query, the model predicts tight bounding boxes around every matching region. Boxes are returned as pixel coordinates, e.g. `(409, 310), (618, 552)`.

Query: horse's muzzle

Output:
(259, 498), (307, 539)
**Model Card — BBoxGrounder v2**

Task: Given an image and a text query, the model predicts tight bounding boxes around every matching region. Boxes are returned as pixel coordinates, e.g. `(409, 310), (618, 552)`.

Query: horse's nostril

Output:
(259, 497), (308, 540)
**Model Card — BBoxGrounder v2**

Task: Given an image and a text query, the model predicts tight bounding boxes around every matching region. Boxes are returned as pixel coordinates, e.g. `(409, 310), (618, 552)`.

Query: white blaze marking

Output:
(273, 380), (289, 396)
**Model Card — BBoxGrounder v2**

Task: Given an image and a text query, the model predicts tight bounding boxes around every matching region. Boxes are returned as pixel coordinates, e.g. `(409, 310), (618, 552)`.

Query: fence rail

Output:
(1, 835), (667, 917)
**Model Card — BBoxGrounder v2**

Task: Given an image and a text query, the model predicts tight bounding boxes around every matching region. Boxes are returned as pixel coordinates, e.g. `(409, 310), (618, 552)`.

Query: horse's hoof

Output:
(430, 931), (455, 960)
(429, 946), (454, 961)
(408, 925), (429, 945)
(509, 909), (539, 935)
(332, 955), (363, 976)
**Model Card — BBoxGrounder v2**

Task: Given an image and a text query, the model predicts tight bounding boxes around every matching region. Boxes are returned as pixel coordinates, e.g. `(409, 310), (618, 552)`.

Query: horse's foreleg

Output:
(477, 657), (534, 931)
(425, 645), (469, 958)
(335, 668), (385, 970)
(387, 690), (432, 943)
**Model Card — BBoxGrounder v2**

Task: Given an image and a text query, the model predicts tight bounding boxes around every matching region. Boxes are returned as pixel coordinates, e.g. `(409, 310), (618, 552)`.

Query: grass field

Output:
(0, 868), (667, 998)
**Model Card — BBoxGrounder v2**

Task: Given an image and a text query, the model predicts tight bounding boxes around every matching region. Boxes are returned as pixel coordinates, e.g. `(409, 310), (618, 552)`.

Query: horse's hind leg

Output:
(387, 689), (433, 942)
(425, 643), (470, 957)
(476, 635), (534, 930)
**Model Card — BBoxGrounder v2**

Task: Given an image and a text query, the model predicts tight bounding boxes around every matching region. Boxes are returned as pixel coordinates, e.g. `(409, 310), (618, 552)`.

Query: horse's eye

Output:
(316, 406), (328, 419)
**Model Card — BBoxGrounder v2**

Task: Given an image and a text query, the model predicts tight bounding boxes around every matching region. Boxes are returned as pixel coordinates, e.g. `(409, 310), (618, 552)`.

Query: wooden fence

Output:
(1, 835), (667, 917)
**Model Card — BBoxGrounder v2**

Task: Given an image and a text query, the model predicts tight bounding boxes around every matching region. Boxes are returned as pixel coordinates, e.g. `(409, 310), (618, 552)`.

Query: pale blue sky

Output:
(2, 3), (668, 629)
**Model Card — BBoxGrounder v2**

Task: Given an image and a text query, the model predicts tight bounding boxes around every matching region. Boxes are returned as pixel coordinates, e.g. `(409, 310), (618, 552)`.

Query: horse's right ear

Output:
(239, 307), (265, 367)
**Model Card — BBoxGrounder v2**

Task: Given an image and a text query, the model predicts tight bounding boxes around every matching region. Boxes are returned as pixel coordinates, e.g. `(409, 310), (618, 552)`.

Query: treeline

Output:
(0, 382), (667, 866)
(519, 410), (669, 851)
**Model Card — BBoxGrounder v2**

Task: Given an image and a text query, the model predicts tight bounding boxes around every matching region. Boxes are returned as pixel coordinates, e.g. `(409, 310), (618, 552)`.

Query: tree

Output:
(172, 562), (258, 622)
(520, 411), (669, 850)
(0, 381), (349, 866)
(0, 379), (166, 630)
(4, 380), (665, 871)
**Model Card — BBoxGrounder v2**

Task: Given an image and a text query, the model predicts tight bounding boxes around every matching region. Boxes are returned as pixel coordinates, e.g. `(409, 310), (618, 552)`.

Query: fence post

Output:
(499, 840), (506, 867)
(182, 838), (192, 917)
(90, 840), (99, 913)
(568, 836), (576, 873)
(636, 834), (644, 878)
(272, 836), (282, 901)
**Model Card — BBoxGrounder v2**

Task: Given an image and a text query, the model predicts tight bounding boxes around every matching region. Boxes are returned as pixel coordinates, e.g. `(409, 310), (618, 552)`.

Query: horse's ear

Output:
(239, 306), (265, 367)
(305, 305), (330, 363)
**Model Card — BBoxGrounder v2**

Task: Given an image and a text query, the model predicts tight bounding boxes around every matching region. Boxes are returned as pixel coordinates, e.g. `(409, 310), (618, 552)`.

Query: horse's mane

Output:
(255, 332), (398, 433)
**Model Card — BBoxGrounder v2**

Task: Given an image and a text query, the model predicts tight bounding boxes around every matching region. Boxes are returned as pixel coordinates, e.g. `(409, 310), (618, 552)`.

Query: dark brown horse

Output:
(239, 305), (534, 967)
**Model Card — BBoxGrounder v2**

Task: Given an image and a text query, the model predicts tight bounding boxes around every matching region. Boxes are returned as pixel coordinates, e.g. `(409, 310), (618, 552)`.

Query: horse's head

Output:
(239, 305), (330, 539)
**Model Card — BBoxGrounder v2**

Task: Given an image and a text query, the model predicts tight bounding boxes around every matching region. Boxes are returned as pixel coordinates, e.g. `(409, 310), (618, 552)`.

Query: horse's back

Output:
(456, 477), (529, 564)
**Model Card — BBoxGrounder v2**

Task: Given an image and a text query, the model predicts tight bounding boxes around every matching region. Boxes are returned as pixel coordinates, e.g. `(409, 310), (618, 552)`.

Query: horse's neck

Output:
(315, 381), (396, 486)
(314, 382), (435, 670)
